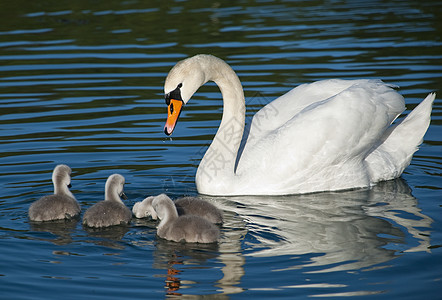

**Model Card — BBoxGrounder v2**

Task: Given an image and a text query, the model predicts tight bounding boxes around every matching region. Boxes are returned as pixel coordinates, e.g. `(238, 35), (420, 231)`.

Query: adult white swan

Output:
(163, 54), (435, 196)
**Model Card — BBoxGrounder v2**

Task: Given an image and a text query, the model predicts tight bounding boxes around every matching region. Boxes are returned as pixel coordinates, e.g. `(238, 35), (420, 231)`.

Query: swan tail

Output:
(366, 92), (435, 182)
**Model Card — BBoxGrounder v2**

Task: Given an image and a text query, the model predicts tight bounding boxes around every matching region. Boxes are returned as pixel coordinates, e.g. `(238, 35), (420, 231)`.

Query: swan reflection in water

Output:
(151, 178), (432, 295)
(211, 178), (432, 274)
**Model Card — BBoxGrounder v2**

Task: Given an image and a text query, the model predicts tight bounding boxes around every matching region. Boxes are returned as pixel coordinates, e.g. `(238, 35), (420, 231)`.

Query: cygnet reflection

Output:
(83, 174), (131, 228)
(133, 193), (223, 224)
(29, 218), (79, 245)
(28, 164), (80, 222)
(152, 194), (220, 243)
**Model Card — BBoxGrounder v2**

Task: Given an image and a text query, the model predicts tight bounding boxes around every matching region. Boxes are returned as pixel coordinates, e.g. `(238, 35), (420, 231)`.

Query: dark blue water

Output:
(1, 1), (441, 298)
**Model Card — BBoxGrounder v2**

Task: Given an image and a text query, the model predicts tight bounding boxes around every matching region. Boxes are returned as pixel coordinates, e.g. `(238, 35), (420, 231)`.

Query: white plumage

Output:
(164, 54), (435, 196)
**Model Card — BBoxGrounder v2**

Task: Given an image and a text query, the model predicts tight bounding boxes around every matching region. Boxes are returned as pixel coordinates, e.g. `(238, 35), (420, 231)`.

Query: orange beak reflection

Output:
(164, 99), (183, 136)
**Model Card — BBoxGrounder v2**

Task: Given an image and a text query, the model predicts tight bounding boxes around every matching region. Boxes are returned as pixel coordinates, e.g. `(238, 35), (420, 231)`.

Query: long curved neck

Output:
(196, 57), (245, 192)
(54, 178), (74, 198)
(157, 200), (178, 231)
(105, 186), (123, 203)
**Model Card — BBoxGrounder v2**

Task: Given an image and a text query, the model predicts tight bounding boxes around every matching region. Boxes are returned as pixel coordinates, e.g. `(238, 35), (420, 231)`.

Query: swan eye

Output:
(165, 83), (183, 105)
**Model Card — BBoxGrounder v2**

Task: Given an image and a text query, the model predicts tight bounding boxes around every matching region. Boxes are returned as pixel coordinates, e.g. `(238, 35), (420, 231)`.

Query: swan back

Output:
(233, 79), (410, 194)
(152, 195), (219, 243)
(82, 174), (131, 228)
(28, 164), (80, 221)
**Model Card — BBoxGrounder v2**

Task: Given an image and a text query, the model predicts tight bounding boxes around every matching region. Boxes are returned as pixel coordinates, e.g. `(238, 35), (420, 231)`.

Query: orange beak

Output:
(164, 99), (183, 136)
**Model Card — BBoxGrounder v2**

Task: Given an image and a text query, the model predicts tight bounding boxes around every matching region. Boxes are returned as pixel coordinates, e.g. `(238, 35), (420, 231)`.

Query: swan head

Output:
(52, 164), (72, 194)
(105, 174), (127, 202)
(164, 55), (215, 135)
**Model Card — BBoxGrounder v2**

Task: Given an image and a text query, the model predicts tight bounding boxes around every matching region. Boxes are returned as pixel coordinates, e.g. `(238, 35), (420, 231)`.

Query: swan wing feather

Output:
(236, 79), (405, 194)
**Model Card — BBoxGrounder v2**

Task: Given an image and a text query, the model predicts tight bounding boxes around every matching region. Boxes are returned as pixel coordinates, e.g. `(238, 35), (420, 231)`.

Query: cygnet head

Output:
(104, 174), (126, 203)
(132, 196), (157, 219)
(152, 194), (178, 222)
(52, 164), (73, 196)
